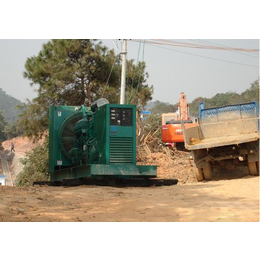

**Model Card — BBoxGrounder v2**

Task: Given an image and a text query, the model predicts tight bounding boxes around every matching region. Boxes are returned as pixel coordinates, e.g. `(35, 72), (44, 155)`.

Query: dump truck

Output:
(183, 101), (259, 181)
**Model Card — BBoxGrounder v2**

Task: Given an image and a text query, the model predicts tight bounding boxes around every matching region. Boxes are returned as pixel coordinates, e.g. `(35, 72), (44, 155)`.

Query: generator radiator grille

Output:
(110, 137), (133, 164)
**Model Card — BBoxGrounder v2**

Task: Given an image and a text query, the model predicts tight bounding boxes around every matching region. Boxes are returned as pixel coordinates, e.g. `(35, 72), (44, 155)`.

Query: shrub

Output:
(16, 138), (49, 186)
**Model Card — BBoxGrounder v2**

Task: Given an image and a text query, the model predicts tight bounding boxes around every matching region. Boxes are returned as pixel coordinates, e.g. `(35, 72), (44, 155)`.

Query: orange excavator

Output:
(161, 92), (198, 150)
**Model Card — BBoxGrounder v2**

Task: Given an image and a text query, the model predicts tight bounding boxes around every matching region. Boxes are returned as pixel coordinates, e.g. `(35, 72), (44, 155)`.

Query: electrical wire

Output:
(116, 39), (121, 88)
(129, 40), (146, 104)
(136, 40), (258, 68)
(101, 55), (119, 98)
(190, 39), (259, 59)
(127, 40), (142, 103)
(148, 39), (259, 53)
(112, 39), (120, 53)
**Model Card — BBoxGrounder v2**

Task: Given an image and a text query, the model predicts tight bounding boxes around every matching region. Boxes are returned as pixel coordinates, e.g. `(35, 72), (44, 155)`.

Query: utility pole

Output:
(120, 39), (127, 104)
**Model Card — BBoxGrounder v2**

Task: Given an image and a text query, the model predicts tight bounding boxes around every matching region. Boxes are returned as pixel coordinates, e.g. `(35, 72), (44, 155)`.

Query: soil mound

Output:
(2, 136), (44, 156)
(138, 147), (197, 184)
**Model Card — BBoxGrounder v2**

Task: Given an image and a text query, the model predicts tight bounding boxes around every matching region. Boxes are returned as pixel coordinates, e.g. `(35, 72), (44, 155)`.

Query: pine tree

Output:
(20, 39), (153, 139)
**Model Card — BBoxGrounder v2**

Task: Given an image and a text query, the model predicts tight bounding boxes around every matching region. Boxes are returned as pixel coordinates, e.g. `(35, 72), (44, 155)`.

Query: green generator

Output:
(49, 99), (157, 182)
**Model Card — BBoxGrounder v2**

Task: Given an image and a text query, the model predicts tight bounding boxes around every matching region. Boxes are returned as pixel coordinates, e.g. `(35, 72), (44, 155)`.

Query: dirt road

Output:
(0, 175), (258, 222)
(0, 136), (258, 222)
(0, 153), (14, 186)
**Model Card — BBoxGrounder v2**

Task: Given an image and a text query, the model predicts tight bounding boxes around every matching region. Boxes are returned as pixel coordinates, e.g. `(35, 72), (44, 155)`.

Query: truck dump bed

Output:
(183, 102), (259, 150)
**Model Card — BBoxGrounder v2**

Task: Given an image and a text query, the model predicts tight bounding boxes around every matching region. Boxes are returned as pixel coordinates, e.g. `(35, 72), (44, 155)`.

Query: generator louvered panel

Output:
(110, 137), (133, 164)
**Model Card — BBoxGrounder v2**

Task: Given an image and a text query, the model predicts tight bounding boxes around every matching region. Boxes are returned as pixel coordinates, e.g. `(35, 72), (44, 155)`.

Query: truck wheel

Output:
(203, 162), (213, 180)
(248, 161), (258, 176)
(195, 168), (204, 182)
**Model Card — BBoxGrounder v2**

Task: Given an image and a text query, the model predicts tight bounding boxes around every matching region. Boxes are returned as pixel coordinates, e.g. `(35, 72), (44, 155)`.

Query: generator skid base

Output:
(50, 164), (156, 182)
(34, 178), (178, 187)
(41, 164), (178, 187)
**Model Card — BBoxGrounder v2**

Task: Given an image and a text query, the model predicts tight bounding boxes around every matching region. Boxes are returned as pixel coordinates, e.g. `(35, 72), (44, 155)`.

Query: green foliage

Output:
(241, 79), (259, 101)
(20, 39), (153, 139)
(189, 80), (259, 117)
(0, 111), (7, 150)
(0, 88), (24, 122)
(142, 100), (178, 139)
(18, 100), (48, 139)
(142, 80), (259, 138)
(125, 60), (153, 107)
(0, 89), (25, 141)
(3, 121), (24, 140)
(149, 100), (177, 115)
(16, 138), (49, 186)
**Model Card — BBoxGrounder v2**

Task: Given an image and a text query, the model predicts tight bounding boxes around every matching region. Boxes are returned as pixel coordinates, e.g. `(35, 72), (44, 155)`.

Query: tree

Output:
(0, 110), (7, 149)
(16, 138), (49, 186)
(21, 39), (153, 139)
(4, 121), (24, 140)
(189, 79), (259, 117)
(16, 40), (154, 186)
(241, 79), (259, 102)
(149, 100), (177, 114)
(189, 96), (204, 117)
(125, 60), (154, 107)
(142, 100), (178, 139)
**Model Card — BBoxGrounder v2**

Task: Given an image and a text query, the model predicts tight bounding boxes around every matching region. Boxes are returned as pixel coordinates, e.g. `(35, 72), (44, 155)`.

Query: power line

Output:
(102, 40), (122, 98)
(142, 41), (258, 68)
(102, 55), (119, 98)
(190, 39), (259, 59)
(150, 39), (259, 53)
(131, 39), (259, 53)
(112, 39), (120, 53)
(128, 40), (142, 103)
(129, 40), (146, 104)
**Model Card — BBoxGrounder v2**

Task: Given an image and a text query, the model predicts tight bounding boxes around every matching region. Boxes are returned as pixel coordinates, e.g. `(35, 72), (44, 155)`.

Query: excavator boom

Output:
(161, 92), (198, 149)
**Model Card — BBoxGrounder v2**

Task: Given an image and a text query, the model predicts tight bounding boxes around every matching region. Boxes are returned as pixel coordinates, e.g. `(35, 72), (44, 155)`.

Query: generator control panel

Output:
(110, 108), (132, 126)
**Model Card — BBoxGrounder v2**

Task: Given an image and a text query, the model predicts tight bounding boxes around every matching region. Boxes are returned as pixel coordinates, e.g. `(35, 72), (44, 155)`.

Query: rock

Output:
(17, 207), (25, 214)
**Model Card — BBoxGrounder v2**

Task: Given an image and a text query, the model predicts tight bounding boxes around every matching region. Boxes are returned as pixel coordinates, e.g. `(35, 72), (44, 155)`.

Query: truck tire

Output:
(203, 162), (213, 180)
(248, 161), (258, 176)
(195, 168), (204, 182)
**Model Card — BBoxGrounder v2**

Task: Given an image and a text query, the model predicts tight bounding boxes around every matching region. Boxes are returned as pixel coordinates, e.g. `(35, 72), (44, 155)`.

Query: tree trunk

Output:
(80, 77), (86, 105)
(87, 87), (92, 107)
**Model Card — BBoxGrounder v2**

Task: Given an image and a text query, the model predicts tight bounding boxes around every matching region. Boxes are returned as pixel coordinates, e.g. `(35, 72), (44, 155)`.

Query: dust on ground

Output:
(0, 176), (258, 222)
(0, 136), (259, 222)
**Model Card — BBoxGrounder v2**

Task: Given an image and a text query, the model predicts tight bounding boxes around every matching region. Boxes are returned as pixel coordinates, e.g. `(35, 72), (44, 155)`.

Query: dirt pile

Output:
(137, 146), (197, 184)
(1, 136), (45, 184)
(2, 136), (44, 156)
(1, 176), (258, 222)
(2, 135), (197, 184)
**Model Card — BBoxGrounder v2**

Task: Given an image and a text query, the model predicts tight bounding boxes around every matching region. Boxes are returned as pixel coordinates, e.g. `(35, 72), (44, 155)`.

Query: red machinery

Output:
(161, 92), (198, 149)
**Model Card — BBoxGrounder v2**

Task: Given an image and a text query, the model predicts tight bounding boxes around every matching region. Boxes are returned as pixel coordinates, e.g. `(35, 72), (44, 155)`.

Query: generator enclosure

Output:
(49, 103), (157, 182)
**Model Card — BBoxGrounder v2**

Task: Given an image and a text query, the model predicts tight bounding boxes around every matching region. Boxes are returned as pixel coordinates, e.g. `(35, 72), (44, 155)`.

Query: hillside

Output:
(189, 80), (259, 116)
(0, 88), (25, 122)
(146, 80), (259, 117)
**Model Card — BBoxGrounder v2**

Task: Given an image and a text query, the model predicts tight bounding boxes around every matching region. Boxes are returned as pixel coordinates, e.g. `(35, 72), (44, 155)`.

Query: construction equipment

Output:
(47, 98), (178, 186)
(183, 101), (259, 181)
(161, 92), (198, 149)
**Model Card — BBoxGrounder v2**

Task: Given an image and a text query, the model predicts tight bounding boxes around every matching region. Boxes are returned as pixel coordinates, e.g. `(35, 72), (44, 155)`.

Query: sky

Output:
(0, 39), (258, 105)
